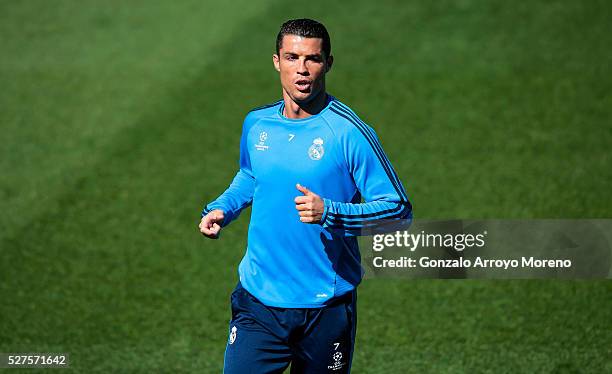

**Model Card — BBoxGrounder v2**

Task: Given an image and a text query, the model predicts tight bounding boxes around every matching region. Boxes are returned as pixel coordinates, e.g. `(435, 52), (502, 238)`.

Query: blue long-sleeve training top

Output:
(202, 95), (412, 307)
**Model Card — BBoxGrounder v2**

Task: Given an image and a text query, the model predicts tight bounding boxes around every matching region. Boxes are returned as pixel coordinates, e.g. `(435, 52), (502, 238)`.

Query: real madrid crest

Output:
(229, 326), (237, 344)
(308, 138), (324, 160)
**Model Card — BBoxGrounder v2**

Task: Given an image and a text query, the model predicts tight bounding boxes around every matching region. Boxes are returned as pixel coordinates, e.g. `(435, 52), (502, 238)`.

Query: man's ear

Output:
(325, 55), (334, 73)
(273, 54), (281, 72)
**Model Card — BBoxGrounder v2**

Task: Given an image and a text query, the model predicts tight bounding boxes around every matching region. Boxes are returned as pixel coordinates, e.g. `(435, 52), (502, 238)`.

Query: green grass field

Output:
(1, 0), (611, 372)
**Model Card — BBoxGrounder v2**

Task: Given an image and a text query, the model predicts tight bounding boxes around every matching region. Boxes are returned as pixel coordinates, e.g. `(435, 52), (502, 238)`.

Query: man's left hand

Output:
(294, 184), (324, 224)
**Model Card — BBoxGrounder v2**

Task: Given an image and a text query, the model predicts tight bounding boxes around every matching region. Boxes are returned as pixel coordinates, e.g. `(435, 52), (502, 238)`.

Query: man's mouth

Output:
(295, 79), (312, 91)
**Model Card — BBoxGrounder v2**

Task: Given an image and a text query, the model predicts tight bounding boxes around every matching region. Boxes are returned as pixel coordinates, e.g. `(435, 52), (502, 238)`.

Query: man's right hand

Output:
(199, 209), (225, 239)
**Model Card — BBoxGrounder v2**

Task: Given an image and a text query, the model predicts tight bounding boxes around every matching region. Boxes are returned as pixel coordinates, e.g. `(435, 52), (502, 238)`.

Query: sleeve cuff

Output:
(320, 198), (332, 225)
(201, 205), (211, 218)
(201, 204), (229, 226)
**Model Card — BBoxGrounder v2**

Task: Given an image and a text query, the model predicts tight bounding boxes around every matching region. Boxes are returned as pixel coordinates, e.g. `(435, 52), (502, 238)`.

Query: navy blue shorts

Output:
(223, 282), (357, 373)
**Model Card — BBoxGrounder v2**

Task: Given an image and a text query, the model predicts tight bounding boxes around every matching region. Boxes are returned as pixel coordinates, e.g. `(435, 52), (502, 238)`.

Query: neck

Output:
(282, 90), (328, 119)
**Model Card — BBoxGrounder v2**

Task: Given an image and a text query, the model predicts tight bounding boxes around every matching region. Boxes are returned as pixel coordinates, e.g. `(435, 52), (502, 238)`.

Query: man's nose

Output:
(297, 58), (308, 75)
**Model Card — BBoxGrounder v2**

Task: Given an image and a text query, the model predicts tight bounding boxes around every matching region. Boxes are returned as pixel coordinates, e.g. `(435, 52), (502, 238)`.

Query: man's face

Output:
(273, 35), (333, 104)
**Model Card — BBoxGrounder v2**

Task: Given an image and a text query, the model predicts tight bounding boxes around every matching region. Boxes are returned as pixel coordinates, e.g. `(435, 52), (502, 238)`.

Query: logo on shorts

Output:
(308, 138), (324, 160)
(229, 326), (237, 344)
(327, 342), (346, 371)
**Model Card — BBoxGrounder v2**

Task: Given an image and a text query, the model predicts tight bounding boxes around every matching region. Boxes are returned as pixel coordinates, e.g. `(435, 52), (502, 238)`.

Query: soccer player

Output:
(199, 18), (411, 373)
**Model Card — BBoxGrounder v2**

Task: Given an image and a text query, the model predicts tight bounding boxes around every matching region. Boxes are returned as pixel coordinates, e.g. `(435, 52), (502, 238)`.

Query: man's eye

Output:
(286, 55), (297, 61)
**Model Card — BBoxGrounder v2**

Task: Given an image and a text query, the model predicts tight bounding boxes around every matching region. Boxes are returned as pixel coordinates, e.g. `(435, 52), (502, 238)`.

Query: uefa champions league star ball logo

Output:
(256, 131), (269, 151)
(327, 346), (346, 370)
(308, 138), (324, 160)
(229, 326), (237, 344)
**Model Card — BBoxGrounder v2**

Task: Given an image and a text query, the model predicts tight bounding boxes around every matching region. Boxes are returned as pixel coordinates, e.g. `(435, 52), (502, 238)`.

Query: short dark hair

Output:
(276, 18), (331, 58)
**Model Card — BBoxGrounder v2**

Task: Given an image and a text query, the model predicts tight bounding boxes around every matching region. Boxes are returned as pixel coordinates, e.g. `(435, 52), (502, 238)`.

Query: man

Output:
(199, 18), (411, 373)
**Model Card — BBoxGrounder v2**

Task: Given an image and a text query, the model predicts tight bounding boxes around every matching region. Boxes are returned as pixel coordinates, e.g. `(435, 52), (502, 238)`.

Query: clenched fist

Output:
(199, 209), (225, 239)
(294, 184), (324, 224)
